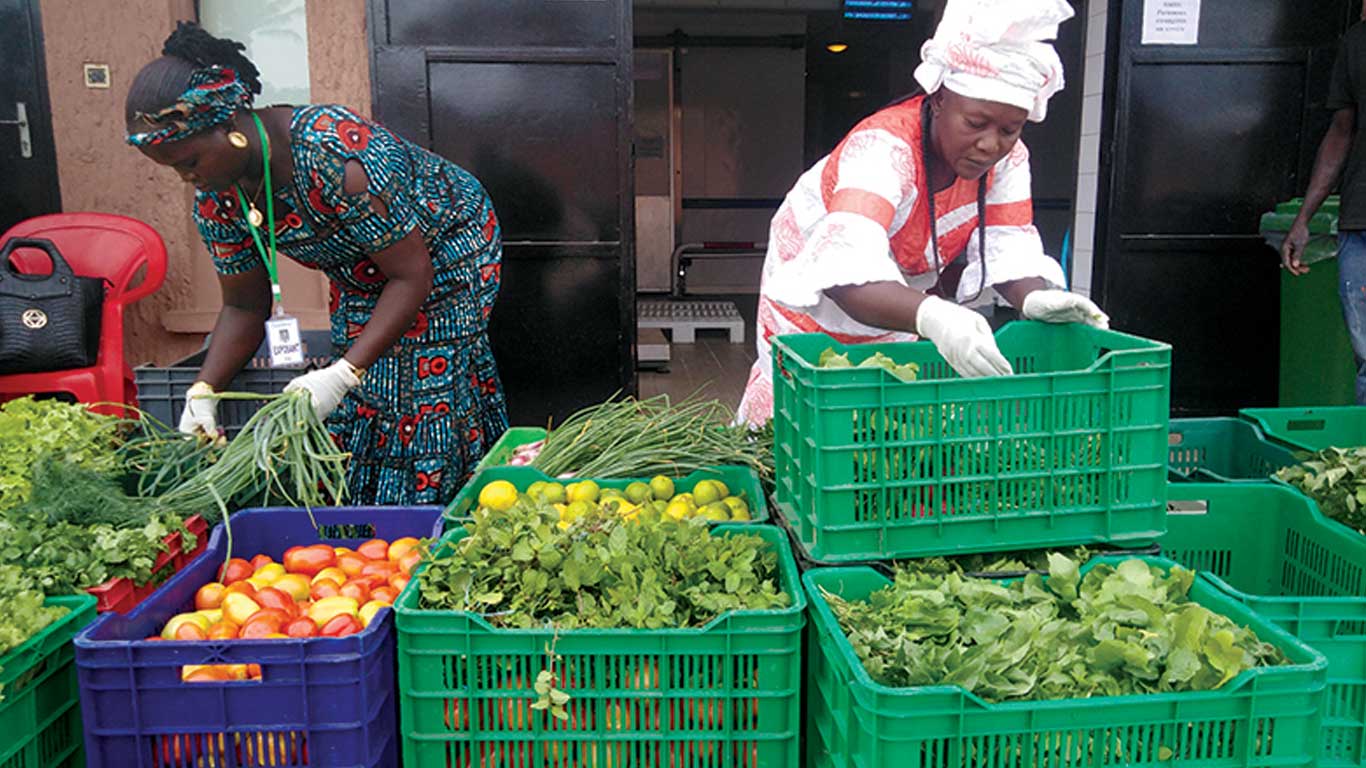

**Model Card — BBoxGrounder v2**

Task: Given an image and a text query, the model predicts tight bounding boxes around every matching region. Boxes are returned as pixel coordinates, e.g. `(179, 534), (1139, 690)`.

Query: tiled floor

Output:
(637, 294), (758, 412)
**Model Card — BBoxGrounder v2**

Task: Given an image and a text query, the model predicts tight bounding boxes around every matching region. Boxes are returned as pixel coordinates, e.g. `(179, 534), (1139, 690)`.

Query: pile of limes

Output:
(476, 476), (752, 527)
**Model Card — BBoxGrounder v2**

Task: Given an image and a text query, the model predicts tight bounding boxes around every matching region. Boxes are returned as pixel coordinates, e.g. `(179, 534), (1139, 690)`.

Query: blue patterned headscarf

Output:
(126, 65), (254, 147)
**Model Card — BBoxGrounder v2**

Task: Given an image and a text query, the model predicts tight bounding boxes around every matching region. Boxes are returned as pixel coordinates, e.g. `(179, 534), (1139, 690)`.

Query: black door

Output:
(1095, 0), (1356, 414)
(367, 0), (635, 427)
(0, 0), (60, 234)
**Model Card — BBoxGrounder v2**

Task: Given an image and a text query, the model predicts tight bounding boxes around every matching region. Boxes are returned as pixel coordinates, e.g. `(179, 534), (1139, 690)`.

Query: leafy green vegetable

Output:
(824, 556), (1285, 702)
(1275, 447), (1366, 534)
(0, 563), (69, 664)
(420, 498), (790, 629)
(819, 347), (920, 382)
(0, 397), (123, 513)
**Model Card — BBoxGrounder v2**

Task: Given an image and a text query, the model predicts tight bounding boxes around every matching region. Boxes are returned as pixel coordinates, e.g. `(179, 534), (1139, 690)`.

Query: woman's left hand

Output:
(285, 358), (362, 421)
(1021, 289), (1110, 329)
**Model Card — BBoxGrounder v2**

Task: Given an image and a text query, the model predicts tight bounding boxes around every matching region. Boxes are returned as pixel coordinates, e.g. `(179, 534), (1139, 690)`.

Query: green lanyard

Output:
(234, 112), (282, 307)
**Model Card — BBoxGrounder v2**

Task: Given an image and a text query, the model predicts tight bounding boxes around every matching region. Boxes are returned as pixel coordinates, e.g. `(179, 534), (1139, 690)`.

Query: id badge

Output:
(266, 315), (306, 368)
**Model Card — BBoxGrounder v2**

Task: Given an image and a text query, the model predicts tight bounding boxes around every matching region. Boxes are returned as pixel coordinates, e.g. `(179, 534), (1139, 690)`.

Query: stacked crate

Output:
(773, 322), (1333, 768)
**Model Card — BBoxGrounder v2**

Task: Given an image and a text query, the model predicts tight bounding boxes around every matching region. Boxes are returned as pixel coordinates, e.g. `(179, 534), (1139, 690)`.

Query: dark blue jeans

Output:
(1338, 232), (1366, 404)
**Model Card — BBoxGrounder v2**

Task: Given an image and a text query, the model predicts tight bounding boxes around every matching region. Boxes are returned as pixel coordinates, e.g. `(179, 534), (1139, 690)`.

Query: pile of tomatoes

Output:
(155, 537), (424, 682)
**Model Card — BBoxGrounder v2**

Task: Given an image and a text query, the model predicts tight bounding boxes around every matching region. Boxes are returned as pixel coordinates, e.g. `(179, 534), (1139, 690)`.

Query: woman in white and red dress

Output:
(738, 0), (1109, 425)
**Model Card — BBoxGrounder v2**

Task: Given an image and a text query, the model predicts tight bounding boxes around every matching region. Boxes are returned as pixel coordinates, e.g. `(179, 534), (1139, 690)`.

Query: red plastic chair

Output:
(0, 213), (167, 416)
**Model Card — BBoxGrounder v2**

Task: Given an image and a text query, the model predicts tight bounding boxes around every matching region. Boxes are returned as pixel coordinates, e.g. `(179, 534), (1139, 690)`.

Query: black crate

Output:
(134, 330), (334, 436)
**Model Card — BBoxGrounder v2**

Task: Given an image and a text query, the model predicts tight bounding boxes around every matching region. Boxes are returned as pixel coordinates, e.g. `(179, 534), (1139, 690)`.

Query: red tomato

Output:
(320, 614), (363, 638)
(195, 582), (227, 611)
(220, 558), (254, 584)
(246, 663), (263, 679)
(399, 550), (422, 576)
(338, 580), (371, 604)
(282, 545), (304, 563)
(238, 609), (290, 639)
(283, 544), (336, 578)
(174, 623), (208, 641)
(370, 585), (399, 605)
(356, 539), (390, 561)
(254, 587), (299, 619)
(337, 552), (368, 578)
(310, 579), (342, 601)
(389, 573), (411, 593)
(184, 667), (235, 683)
(361, 561), (399, 581)
(250, 554), (274, 573)
(223, 581), (257, 599)
(144, 636), (162, 642)
(387, 537), (421, 562)
(207, 621), (240, 640)
(284, 617), (319, 638)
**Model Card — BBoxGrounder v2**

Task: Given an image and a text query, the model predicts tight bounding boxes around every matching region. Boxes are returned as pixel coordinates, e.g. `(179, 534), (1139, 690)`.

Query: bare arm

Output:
(1284, 107), (1356, 274)
(198, 267), (272, 389)
(825, 282), (929, 332)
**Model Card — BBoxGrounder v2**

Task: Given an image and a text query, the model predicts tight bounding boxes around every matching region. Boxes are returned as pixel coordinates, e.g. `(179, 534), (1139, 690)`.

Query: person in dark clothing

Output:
(1283, 11), (1366, 404)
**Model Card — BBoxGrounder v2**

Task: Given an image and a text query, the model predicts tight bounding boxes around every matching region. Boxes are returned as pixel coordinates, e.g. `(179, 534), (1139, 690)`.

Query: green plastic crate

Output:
(442, 465), (769, 527)
(1241, 407), (1366, 452)
(804, 558), (1328, 768)
(0, 595), (97, 768)
(395, 524), (805, 767)
(772, 322), (1171, 562)
(1162, 483), (1366, 766)
(474, 426), (547, 473)
(1168, 418), (1299, 482)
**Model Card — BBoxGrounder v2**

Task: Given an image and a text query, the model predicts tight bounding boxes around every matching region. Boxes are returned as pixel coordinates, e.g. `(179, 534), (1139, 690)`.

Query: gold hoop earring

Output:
(228, 131), (249, 149)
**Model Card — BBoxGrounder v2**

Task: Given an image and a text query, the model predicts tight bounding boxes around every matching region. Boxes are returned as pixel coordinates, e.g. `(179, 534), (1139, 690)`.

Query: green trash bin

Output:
(1260, 196), (1358, 406)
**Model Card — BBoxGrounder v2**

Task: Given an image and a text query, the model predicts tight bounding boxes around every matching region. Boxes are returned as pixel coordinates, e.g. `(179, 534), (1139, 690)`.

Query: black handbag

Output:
(0, 237), (105, 374)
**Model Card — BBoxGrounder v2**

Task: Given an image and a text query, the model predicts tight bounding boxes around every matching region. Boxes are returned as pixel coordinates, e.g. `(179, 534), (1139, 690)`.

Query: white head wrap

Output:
(914, 0), (1074, 122)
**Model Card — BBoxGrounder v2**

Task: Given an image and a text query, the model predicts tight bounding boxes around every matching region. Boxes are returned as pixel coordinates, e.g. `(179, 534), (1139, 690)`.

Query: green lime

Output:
(723, 496), (751, 521)
(625, 481), (653, 504)
(526, 481), (547, 501)
(541, 482), (567, 504)
(566, 480), (600, 504)
(565, 500), (594, 521)
(648, 475), (675, 501)
(692, 481), (722, 507)
(701, 502), (730, 522)
(709, 479), (730, 498)
(599, 487), (626, 501)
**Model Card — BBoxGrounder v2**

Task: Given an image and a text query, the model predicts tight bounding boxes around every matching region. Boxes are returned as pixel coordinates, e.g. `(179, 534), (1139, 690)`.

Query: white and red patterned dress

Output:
(737, 95), (1065, 425)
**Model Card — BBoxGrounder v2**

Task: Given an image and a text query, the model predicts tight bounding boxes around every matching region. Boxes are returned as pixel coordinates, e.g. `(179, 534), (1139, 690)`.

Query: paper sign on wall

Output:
(1142, 0), (1200, 45)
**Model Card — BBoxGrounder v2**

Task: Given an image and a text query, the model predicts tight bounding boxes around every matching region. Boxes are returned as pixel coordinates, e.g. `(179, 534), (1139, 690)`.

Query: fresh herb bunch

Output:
(530, 393), (770, 482)
(1275, 447), (1366, 534)
(825, 555), (1285, 702)
(419, 498), (790, 629)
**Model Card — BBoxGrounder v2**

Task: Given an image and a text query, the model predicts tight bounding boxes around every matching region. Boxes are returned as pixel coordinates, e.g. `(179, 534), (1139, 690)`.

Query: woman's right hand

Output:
(178, 381), (221, 437)
(1280, 220), (1312, 276)
(915, 296), (1014, 378)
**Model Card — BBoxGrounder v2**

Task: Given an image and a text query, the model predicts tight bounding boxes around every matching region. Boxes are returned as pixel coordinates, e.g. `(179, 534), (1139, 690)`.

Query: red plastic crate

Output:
(85, 514), (208, 613)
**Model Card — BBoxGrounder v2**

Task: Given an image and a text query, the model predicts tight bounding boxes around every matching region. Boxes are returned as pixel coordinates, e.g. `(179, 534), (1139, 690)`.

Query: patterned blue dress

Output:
(192, 105), (509, 505)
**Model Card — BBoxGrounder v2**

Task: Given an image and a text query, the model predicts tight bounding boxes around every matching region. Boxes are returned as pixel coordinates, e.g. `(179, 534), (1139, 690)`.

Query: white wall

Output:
(1070, 2), (1107, 297)
(199, 0), (311, 106)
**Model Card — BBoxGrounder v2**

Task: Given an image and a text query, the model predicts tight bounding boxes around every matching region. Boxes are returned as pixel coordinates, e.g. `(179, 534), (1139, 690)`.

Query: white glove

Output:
(1021, 290), (1110, 329)
(284, 358), (362, 422)
(178, 381), (220, 437)
(915, 296), (1014, 378)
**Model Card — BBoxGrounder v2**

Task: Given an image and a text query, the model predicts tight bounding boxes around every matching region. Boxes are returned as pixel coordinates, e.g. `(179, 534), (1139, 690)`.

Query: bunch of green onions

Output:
(530, 393), (771, 480)
(155, 391), (349, 523)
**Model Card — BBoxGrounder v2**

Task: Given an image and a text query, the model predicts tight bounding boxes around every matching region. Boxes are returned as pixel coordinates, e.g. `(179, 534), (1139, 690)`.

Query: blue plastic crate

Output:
(74, 505), (442, 768)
